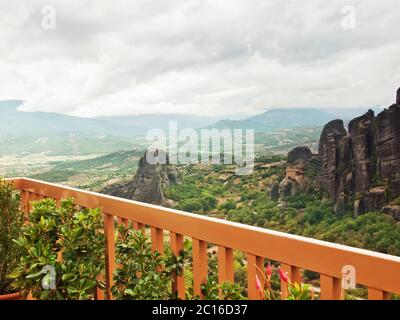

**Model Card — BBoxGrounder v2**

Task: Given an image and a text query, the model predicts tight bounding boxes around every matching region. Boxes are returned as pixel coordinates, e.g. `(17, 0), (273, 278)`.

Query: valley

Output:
(1, 97), (400, 259)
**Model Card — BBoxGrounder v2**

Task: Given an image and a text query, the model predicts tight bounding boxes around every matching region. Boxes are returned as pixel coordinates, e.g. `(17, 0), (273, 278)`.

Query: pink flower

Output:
(265, 262), (272, 280)
(278, 268), (289, 283)
(255, 274), (264, 299)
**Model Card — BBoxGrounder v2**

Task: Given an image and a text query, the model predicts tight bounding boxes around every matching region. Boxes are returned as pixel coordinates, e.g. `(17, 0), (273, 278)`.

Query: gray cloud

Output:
(0, 0), (399, 117)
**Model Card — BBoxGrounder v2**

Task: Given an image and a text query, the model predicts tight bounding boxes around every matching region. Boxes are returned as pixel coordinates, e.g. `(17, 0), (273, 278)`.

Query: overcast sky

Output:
(0, 0), (399, 117)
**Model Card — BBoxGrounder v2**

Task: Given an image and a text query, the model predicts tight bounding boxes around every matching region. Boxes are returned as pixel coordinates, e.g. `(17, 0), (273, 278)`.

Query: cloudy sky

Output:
(0, 0), (399, 117)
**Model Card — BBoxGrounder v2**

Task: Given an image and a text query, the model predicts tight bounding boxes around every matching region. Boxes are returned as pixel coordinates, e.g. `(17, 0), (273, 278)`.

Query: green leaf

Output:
(62, 273), (76, 281)
(26, 270), (44, 279)
(124, 289), (135, 297)
(7, 270), (23, 279)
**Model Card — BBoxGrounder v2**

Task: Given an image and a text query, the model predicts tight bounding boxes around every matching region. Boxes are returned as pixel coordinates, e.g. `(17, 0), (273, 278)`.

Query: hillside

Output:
(162, 92), (400, 259)
(98, 113), (221, 132)
(0, 100), (133, 137)
(0, 100), (222, 137)
(28, 149), (144, 190)
(208, 108), (337, 132)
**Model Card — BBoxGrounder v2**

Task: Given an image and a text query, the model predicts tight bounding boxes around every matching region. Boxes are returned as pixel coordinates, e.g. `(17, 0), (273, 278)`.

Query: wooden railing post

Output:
(151, 227), (164, 254)
(151, 227), (164, 274)
(117, 217), (128, 227)
(28, 193), (39, 212)
(21, 190), (29, 215)
(320, 274), (342, 300)
(192, 238), (208, 298)
(95, 273), (105, 300)
(170, 232), (185, 299)
(103, 213), (116, 300)
(368, 288), (390, 300)
(21, 191), (30, 225)
(133, 222), (145, 234)
(218, 246), (234, 298)
(247, 254), (264, 300)
(280, 263), (302, 299)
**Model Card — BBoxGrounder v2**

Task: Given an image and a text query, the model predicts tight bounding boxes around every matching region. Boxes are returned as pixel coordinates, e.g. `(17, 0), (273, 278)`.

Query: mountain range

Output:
(0, 100), (220, 137)
(208, 108), (338, 132)
(0, 100), (383, 137)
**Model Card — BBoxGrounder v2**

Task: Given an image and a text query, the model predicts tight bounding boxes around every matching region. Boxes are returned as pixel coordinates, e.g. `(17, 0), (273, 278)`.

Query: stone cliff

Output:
(279, 87), (400, 220)
(278, 146), (312, 199)
(316, 100), (400, 216)
(101, 150), (181, 206)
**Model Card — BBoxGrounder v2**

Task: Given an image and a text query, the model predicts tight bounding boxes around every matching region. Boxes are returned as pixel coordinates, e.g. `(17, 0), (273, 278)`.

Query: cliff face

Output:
(315, 92), (400, 216)
(101, 150), (181, 205)
(397, 87), (400, 105)
(316, 119), (349, 202)
(278, 146), (312, 199)
(287, 146), (312, 164)
(375, 105), (400, 183)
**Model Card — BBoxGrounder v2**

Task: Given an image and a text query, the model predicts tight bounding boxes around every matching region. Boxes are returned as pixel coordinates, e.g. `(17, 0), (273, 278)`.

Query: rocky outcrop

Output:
(375, 104), (400, 182)
(382, 205), (400, 221)
(397, 87), (400, 105)
(270, 181), (280, 200)
(348, 110), (375, 193)
(354, 187), (387, 216)
(101, 150), (181, 205)
(316, 119), (350, 201)
(315, 88), (400, 216)
(287, 146), (312, 164)
(273, 146), (316, 200)
(278, 159), (308, 199)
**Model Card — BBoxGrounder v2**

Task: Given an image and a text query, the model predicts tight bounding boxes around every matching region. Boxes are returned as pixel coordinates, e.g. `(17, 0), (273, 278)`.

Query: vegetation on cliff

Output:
(165, 161), (400, 256)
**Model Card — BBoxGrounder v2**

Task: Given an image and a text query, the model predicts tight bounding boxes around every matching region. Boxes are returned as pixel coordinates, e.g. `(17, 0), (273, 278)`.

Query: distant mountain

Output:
(0, 100), (227, 155)
(0, 100), (133, 137)
(327, 107), (384, 120)
(207, 108), (338, 132)
(0, 100), (222, 137)
(97, 114), (221, 132)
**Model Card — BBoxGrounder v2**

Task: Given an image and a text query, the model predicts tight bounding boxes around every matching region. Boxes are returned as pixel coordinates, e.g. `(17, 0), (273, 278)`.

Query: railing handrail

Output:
(7, 177), (400, 296)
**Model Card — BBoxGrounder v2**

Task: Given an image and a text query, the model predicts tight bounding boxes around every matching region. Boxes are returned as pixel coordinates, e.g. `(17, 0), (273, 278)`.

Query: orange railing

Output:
(7, 177), (400, 300)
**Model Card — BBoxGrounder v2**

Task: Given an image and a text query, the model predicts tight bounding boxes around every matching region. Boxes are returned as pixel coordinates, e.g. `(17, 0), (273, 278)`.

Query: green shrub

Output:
(112, 224), (188, 300)
(200, 194), (217, 211)
(177, 199), (204, 213)
(303, 201), (334, 225)
(186, 254), (245, 300)
(8, 198), (104, 299)
(218, 200), (237, 212)
(0, 179), (24, 295)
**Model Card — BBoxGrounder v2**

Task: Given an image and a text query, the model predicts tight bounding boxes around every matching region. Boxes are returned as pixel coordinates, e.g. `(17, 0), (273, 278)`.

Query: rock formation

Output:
(277, 88), (400, 219)
(316, 120), (349, 201)
(315, 88), (400, 216)
(382, 205), (400, 221)
(269, 181), (280, 200)
(375, 104), (400, 183)
(101, 150), (181, 205)
(397, 87), (400, 105)
(278, 146), (311, 199)
(287, 146), (312, 164)
(278, 166), (304, 198)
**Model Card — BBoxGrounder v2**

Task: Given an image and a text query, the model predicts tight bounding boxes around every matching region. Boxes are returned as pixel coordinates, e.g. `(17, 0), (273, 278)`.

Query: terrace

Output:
(6, 177), (400, 300)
